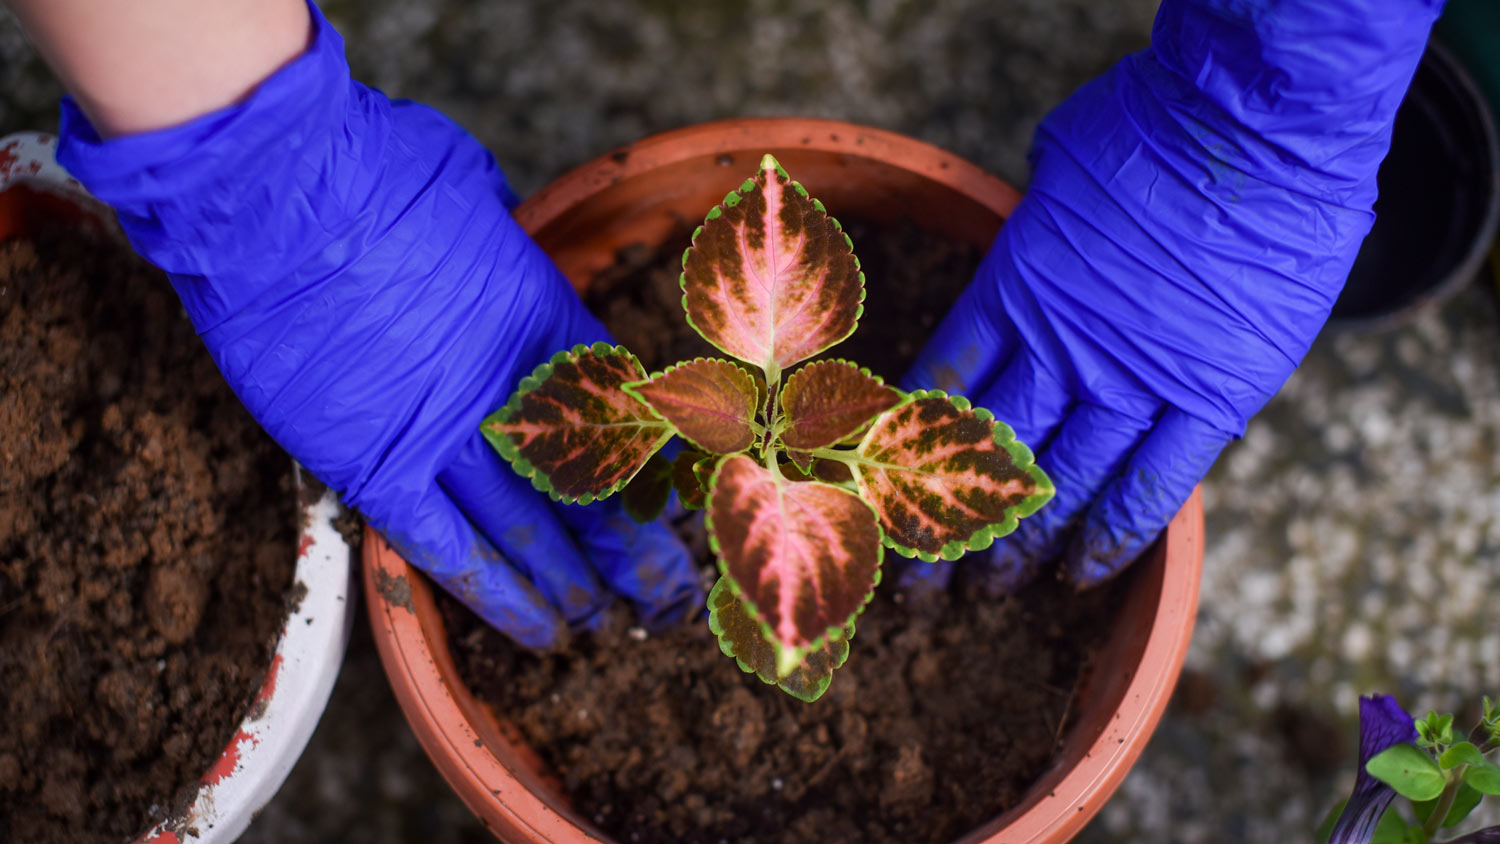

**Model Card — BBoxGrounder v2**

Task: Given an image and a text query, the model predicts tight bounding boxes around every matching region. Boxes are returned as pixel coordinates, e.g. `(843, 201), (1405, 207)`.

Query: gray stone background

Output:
(2, 0), (1498, 841)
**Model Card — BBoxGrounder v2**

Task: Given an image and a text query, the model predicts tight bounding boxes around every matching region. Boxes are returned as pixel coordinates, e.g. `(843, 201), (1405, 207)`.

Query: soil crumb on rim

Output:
(375, 568), (415, 614)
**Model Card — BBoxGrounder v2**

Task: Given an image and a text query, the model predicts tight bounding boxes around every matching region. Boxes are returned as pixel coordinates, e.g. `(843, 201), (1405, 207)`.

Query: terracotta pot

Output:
(0, 132), (356, 844)
(1329, 42), (1500, 332)
(363, 118), (1205, 844)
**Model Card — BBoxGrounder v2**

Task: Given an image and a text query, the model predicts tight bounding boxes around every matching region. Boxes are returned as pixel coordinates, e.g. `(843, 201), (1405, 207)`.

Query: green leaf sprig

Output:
(1324, 696), (1500, 844)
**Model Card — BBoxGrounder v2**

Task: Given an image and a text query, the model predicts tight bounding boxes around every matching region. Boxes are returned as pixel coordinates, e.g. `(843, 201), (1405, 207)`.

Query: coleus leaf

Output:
(848, 391), (1054, 561)
(707, 576), (852, 702)
(692, 454), (717, 488)
(706, 454), (882, 676)
(786, 449), (815, 474)
(780, 360), (902, 450)
(812, 457), (853, 485)
(621, 452), (672, 523)
(778, 458), (816, 482)
(681, 154), (863, 374)
(482, 342), (672, 503)
(623, 358), (761, 455)
(669, 449), (710, 510)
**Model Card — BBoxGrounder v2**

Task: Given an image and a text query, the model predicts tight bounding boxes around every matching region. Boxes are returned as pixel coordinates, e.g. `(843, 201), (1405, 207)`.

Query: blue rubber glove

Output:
(55, 2), (701, 648)
(903, 0), (1444, 592)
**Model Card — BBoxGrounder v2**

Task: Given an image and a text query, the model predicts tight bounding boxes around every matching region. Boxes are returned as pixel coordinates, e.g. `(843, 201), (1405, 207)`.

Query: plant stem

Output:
(764, 441), (783, 480)
(807, 446), (858, 466)
(761, 362), (782, 460)
(763, 362), (781, 411)
(1424, 769), (1464, 838)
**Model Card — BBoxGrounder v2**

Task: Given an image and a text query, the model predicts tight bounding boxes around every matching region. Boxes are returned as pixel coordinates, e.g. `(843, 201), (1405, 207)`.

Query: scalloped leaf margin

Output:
(705, 454), (882, 676)
(780, 359), (902, 451)
(623, 357), (762, 455)
(849, 390), (1054, 562)
(680, 153), (864, 374)
(481, 342), (673, 504)
(707, 577), (853, 702)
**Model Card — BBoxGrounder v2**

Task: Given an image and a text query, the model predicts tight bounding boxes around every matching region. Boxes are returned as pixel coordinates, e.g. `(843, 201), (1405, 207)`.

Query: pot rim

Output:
(514, 117), (1023, 237)
(362, 117), (1203, 844)
(1328, 41), (1500, 333)
(0, 132), (357, 844)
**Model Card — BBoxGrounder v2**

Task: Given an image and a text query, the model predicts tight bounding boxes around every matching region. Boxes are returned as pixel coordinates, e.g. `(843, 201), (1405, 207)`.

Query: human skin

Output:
(5, 0), (311, 137)
(10, 0), (706, 644)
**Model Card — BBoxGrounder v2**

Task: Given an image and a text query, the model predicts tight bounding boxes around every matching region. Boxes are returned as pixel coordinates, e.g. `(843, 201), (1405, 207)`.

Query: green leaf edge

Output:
(1439, 741), (1486, 769)
(677, 153), (867, 371)
(703, 453), (885, 675)
(481, 341), (674, 504)
(1366, 743), (1447, 801)
(706, 577), (855, 702)
(779, 358), (903, 452)
(621, 356), (761, 456)
(852, 389), (1057, 563)
(787, 449), (816, 473)
(1465, 760), (1500, 795)
(691, 455), (718, 492)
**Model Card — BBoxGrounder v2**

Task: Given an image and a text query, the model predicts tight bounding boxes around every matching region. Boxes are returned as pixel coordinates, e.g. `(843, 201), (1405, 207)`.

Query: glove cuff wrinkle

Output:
(1010, 0), (1441, 437)
(57, 1), (348, 325)
(58, 0), (568, 517)
(58, 1), (526, 339)
(1150, 0), (1442, 189)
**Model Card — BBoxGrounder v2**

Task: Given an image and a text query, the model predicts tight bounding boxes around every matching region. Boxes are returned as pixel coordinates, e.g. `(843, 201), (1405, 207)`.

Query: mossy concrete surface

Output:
(2, 1), (1497, 840)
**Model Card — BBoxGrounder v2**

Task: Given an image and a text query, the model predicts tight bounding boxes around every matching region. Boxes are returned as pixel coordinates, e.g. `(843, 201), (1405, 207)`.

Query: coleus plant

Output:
(482, 154), (1053, 701)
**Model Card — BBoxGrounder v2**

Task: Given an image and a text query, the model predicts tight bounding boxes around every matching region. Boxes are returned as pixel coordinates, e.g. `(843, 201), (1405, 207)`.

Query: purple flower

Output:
(1448, 829), (1500, 844)
(1329, 694), (1418, 844)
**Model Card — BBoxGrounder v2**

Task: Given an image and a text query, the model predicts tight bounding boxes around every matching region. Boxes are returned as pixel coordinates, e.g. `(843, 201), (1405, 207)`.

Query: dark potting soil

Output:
(442, 220), (1126, 844)
(0, 225), (297, 843)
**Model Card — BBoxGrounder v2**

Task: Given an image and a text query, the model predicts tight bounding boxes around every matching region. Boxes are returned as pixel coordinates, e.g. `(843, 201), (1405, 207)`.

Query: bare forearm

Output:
(6, 0), (311, 136)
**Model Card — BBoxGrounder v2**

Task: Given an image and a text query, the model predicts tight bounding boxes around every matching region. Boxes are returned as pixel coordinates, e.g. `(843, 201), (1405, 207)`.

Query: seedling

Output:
(482, 155), (1053, 701)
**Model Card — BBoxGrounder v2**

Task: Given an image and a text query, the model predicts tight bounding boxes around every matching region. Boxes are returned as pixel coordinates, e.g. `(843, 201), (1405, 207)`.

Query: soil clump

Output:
(0, 224), (297, 843)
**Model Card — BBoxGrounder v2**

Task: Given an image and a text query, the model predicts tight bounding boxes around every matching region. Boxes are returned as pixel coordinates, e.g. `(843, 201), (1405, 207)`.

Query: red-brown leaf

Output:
(681, 154), (863, 372)
(482, 343), (673, 503)
(780, 360), (901, 451)
(624, 358), (760, 455)
(707, 576), (853, 701)
(850, 392), (1054, 561)
(707, 454), (882, 661)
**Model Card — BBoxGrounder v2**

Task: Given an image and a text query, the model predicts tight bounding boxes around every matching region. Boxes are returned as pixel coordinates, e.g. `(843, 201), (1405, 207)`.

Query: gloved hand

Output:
(902, 0), (1444, 592)
(56, 1), (702, 648)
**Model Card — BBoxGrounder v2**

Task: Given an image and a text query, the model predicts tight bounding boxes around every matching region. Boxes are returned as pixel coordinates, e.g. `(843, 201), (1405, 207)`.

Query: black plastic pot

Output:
(1330, 42), (1500, 332)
